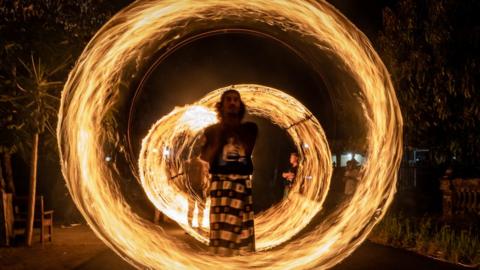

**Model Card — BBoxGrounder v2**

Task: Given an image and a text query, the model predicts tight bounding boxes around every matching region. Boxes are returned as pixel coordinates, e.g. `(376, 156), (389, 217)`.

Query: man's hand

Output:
(282, 172), (295, 181)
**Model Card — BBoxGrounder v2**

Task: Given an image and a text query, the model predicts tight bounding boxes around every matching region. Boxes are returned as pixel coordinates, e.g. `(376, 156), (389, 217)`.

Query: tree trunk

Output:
(25, 133), (39, 246)
(3, 152), (16, 195)
(1, 191), (14, 246)
(0, 163), (5, 192)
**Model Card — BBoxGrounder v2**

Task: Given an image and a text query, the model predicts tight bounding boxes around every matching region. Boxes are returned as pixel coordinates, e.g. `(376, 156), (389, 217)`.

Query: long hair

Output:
(215, 89), (246, 121)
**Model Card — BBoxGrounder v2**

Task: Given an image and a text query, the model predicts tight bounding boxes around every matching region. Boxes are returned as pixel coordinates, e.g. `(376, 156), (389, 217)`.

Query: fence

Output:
(440, 178), (480, 218)
(397, 166), (439, 191)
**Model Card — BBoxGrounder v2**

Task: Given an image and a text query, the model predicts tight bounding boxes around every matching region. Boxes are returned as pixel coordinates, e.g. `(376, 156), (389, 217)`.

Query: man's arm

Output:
(200, 124), (221, 163)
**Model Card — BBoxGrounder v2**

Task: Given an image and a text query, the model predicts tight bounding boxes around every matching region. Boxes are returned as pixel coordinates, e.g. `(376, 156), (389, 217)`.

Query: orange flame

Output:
(58, 0), (402, 269)
(139, 85), (331, 249)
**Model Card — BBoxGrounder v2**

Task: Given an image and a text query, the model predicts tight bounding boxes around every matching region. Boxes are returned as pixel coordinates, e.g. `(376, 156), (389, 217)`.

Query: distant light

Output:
(303, 143), (310, 149)
(105, 156), (112, 162)
(163, 147), (170, 157)
(347, 153), (352, 160)
(453, 156), (456, 160)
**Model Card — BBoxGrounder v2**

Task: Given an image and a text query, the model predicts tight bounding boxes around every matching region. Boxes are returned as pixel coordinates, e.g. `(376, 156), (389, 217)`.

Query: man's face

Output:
(290, 154), (298, 164)
(222, 92), (241, 115)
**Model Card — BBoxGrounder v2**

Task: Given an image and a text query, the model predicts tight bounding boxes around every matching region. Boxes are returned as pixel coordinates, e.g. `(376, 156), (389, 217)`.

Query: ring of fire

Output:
(139, 84), (331, 251)
(58, 0), (403, 269)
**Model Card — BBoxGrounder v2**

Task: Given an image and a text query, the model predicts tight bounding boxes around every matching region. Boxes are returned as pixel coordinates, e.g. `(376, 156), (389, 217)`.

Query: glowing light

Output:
(139, 85), (330, 250)
(191, 201), (199, 228)
(162, 147), (171, 157)
(58, 0), (402, 269)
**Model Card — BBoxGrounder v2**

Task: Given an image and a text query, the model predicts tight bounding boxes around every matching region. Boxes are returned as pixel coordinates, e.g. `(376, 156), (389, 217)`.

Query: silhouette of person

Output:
(344, 157), (359, 196)
(201, 89), (258, 256)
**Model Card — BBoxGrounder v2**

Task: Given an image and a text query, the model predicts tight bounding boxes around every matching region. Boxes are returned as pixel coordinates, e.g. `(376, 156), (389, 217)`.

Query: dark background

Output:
(4, 0), (402, 220)
(4, 0), (477, 222)
(125, 1), (400, 212)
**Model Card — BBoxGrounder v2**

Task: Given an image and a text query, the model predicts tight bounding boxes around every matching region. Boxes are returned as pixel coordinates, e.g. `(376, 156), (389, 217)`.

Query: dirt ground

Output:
(0, 225), (107, 270)
(0, 222), (471, 270)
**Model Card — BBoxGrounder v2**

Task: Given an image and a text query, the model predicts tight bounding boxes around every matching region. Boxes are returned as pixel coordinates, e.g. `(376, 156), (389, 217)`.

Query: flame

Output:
(58, 0), (402, 269)
(139, 85), (331, 249)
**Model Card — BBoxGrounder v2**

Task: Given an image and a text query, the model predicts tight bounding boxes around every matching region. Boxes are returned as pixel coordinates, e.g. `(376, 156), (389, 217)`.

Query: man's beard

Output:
(226, 111), (240, 117)
(222, 111), (242, 123)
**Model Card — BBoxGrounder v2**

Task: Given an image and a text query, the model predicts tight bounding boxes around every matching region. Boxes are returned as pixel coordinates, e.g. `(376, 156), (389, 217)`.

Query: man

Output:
(201, 89), (257, 255)
(282, 152), (299, 198)
(344, 157), (359, 196)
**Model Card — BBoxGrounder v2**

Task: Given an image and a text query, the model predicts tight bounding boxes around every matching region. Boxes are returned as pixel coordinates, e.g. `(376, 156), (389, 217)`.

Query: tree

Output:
(0, 33), (24, 197)
(0, 103), (22, 195)
(1, 53), (66, 246)
(0, 0), (133, 245)
(376, 0), (480, 165)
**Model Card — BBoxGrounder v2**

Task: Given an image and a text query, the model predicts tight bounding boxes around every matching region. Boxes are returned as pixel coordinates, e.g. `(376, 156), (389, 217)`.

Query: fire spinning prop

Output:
(58, 0), (402, 269)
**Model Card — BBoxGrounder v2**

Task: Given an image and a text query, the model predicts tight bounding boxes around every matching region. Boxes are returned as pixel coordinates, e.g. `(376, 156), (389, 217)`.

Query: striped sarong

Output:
(209, 174), (255, 256)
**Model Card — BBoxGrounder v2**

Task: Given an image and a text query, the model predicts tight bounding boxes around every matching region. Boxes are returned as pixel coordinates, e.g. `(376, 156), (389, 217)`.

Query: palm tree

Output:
(1, 53), (68, 246)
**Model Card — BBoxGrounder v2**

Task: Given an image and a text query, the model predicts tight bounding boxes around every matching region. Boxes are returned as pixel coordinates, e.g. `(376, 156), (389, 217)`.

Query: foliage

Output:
(370, 213), (480, 266)
(2, 53), (66, 135)
(0, 0), (132, 160)
(0, 100), (24, 155)
(376, 0), (480, 165)
(0, 1), (131, 49)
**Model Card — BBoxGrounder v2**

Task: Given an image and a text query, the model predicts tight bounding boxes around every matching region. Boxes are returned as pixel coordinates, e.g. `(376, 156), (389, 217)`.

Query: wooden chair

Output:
(12, 195), (53, 244)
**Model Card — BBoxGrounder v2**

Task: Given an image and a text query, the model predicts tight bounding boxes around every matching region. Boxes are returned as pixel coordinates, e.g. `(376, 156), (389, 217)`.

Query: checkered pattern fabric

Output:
(209, 174), (255, 255)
